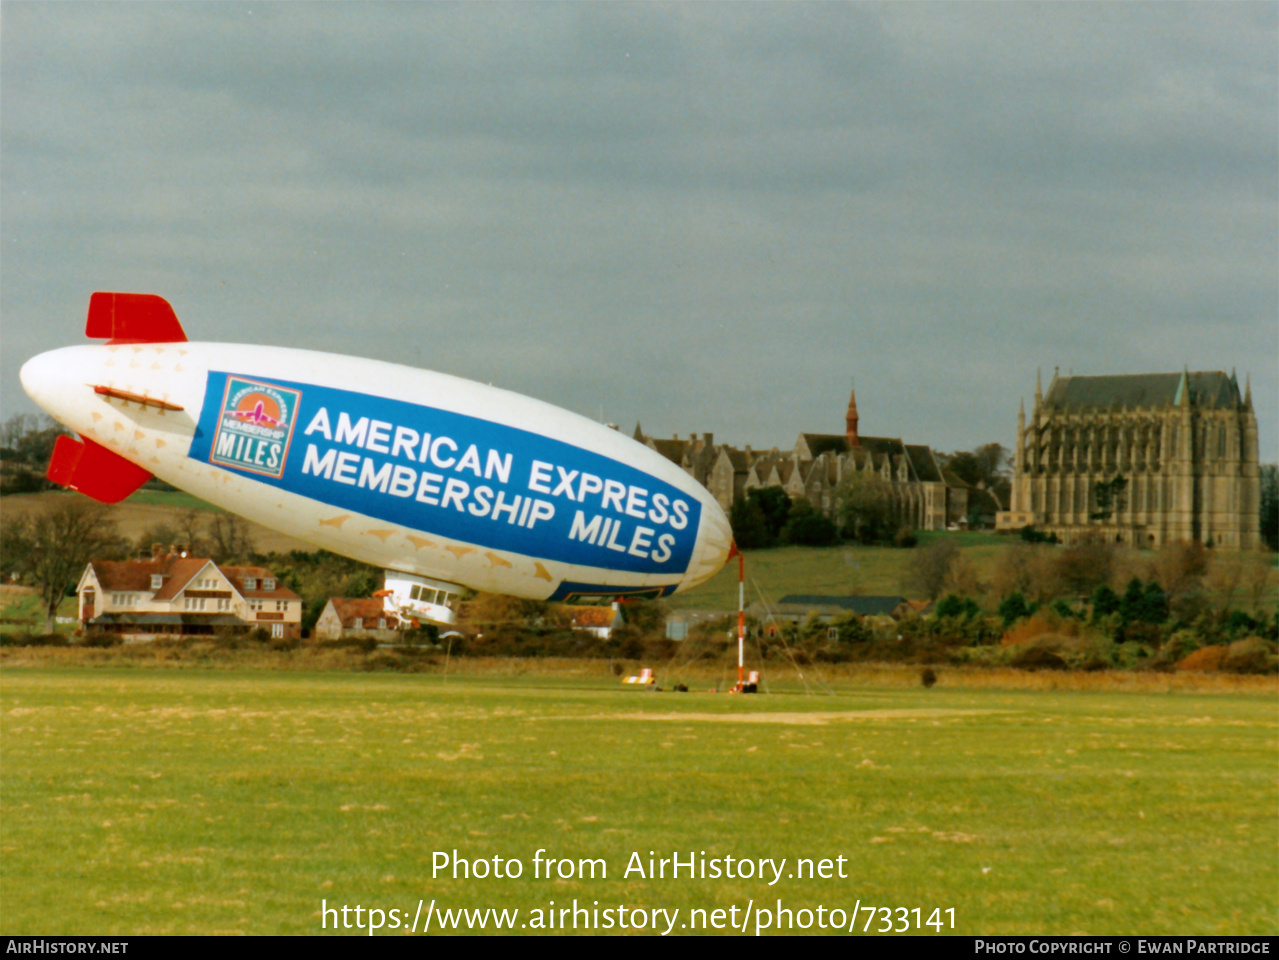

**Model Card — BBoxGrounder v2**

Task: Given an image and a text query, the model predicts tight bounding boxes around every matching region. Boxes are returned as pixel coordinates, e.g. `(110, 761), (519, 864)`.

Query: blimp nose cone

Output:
(681, 498), (734, 592)
(20, 346), (92, 433)
(20, 348), (64, 411)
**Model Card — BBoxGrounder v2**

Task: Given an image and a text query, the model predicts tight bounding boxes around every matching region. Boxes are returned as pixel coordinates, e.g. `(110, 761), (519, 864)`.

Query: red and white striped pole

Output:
(735, 546), (745, 692)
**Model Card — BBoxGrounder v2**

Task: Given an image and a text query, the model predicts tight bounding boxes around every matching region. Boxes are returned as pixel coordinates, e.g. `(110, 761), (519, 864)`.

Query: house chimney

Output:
(845, 385), (860, 449)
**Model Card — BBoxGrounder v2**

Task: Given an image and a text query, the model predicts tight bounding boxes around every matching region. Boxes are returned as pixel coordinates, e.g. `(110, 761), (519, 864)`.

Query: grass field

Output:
(123, 489), (224, 512)
(2, 666), (1274, 936)
(670, 539), (1011, 611)
(0, 587), (76, 635)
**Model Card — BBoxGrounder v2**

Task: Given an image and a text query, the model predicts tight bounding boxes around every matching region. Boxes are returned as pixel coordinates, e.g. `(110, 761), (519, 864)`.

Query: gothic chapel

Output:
(998, 369), (1260, 549)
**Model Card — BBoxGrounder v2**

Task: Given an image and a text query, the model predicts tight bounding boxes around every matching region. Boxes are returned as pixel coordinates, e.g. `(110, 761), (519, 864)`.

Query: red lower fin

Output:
(47, 434), (153, 504)
(85, 292), (187, 343)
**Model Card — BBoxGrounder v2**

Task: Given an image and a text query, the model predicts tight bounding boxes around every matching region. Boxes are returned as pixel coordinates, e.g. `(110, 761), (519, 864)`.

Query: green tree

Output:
(998, 591), (1032, 626)
(0, 413), (67, 466)
(781, 498), (838, 546)
(729, 497), (770, 550)
(836, 471), (892, 543)
(942, 443), (1012, 503)
(1090, 584), (1120, 622)
(0, 414), (69, 495)
(1090, 475), (1128, 521)
(1119, 577), (1146, 623)
(1261, 464), (1278, 551)
(936, 593), (980, 619)
(1139, 581), (1169, 625)
(748, 486), (792, 542)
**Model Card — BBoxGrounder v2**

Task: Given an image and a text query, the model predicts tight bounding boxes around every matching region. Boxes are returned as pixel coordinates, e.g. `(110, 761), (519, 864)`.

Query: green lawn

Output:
(0, 593), (78, 635)
(1, 668), (1274, 935)
(125, 489), (222, 512)
(669, 541), (1000, 610)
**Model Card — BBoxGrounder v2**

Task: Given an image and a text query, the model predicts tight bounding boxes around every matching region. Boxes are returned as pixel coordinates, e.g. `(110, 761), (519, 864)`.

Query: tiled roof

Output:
(905, 445), (942, 483)
(648, 438), (689, 464)
(221, 565), (300, 599)
(800, 433), (849, 458)
(329, 597), (389, 626)
(855, 436), (908, 459)
(90, 555), (208, 596)
(776, 595), (908, 616)
(1043, 371), (1240, 411)
(86, 556), (298, 601)
(150, 558), (216, 600)
(88, 559), (166, 592)
(717, 446), (752, 471)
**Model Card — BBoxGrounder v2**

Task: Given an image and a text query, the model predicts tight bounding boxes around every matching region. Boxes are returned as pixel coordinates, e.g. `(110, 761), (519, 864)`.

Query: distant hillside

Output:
(666, 537), (1008, 612)
(0, 490), (316, 556)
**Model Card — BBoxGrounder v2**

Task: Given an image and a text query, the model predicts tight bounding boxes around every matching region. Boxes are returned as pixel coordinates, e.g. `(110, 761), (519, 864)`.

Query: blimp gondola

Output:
(20, 293), (733, 626)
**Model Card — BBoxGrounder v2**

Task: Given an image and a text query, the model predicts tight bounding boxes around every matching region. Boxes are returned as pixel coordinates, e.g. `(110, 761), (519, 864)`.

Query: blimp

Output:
(20, 293), (734, 625)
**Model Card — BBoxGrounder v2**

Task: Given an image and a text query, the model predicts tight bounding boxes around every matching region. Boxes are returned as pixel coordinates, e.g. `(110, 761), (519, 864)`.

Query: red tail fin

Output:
(85, 292), (187, 343)
(47, 435), (153, 504)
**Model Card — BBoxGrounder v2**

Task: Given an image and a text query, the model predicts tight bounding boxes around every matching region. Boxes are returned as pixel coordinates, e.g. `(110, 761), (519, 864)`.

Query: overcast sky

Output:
(3, 3), (1276, 462)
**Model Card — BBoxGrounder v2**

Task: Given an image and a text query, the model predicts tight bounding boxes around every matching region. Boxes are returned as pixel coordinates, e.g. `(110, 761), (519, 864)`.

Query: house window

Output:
(244, 578), (257, 590)
(276, 601), (286, 611)
(353, 617), (363, 629)
(377, 618), (386, 629)
(263, 578), (275, 591)
(827, 627), (838, 641)
(151, 574), (163, 590)
(271, 623), (284, 639)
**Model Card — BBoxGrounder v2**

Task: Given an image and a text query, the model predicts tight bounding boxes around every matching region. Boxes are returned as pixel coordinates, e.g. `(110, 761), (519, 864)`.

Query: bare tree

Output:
(1147, 540), (1208, 606)
(176, 509), (208, 555)
(905, 538), (960, 601)
(4, 498), (127, 633)
(1054, 540), (1115, 597)
(206, 511), (255, 562)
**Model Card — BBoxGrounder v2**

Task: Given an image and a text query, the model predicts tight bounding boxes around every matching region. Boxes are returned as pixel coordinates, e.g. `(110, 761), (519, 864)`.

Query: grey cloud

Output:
(2, 2), (1274, 462)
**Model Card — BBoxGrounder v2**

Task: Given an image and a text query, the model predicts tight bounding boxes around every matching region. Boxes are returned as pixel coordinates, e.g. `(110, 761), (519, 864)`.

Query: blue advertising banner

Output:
(189, 372), (700, 575)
